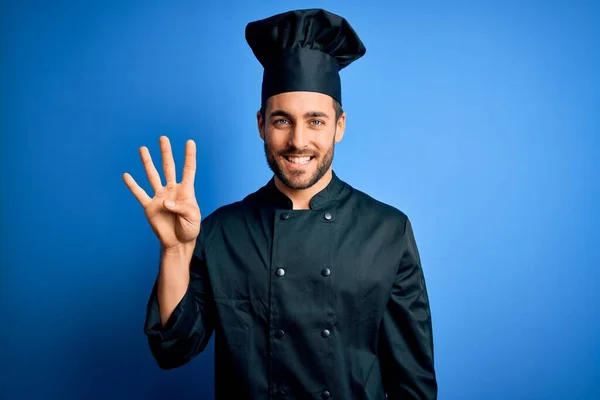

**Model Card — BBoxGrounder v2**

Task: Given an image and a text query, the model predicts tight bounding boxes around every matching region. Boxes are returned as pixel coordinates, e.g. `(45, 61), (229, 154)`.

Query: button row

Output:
(279, 212), (333, 221)
(276, 267), (330, 277)
(273, 329), (331, 339)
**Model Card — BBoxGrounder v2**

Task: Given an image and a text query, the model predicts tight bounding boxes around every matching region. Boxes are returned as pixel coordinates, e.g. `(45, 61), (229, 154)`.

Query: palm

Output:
(145, 182), (199, 248)
(123, 136), (201, 250)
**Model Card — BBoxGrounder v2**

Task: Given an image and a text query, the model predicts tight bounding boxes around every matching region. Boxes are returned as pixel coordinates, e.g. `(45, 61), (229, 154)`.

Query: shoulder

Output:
(200, 200), (241, 236)
(199, 187), (263, 241)
(344, 181), (410, 228)
(339, 180), (414, 241)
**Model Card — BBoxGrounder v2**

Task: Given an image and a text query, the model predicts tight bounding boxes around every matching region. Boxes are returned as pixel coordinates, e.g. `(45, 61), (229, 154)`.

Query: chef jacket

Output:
(144, 171), (437, 399)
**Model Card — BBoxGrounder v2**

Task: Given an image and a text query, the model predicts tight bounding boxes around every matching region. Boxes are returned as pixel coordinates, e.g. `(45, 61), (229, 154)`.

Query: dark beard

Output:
(264, 137), (335, 190)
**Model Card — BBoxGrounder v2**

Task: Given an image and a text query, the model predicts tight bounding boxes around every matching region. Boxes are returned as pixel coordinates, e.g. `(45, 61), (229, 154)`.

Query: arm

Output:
(123, 136), (214, 369)
(143, 227), (216, 370)
(380, 217), (437, 399)
(156, 242), (195, 327)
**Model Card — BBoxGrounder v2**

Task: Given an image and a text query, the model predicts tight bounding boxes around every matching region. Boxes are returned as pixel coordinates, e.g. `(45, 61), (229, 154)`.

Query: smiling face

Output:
(258, 91), (346, 190)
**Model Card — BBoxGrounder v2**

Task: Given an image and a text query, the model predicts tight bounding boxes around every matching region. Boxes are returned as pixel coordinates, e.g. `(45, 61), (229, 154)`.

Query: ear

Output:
(334, 112), (346, 143)
(257, 110), (265, 140)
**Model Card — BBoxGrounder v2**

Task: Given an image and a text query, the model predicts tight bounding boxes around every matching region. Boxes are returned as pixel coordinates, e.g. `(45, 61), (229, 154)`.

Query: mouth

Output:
(283, 155), (315, 167)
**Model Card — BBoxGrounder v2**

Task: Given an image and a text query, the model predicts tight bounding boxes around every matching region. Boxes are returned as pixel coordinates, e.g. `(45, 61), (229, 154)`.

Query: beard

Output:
(264, 136), (335, 190)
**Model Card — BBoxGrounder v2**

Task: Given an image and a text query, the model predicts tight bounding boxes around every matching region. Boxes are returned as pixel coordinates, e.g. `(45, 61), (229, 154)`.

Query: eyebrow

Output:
(270, 109), (330, 120)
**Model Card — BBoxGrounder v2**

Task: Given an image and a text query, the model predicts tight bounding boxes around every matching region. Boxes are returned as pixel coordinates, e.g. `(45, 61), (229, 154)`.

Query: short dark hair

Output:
(259, 97), (344, 122)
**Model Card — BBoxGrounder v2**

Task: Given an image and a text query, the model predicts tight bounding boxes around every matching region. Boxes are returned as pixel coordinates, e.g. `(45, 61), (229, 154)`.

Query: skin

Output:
(123, 91), (346, 325)
(123, 137), (200, 326)
(258, 91), (346, 209)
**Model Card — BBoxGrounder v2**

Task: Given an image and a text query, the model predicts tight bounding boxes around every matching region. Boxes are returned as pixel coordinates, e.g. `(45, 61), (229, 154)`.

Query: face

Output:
(258, 91), (346, 190)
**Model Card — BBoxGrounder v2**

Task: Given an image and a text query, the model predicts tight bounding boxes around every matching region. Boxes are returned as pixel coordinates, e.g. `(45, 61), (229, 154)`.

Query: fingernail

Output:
(165, 200), (176, 207)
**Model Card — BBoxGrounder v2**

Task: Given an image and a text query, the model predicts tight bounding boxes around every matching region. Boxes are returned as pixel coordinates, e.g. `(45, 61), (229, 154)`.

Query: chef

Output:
(128, 8), (437, 400)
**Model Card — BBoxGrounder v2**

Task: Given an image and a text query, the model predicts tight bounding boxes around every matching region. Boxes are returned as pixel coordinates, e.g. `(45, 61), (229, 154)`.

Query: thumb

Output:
(164, 199), (177, 209)
(163, 199), (196, 220)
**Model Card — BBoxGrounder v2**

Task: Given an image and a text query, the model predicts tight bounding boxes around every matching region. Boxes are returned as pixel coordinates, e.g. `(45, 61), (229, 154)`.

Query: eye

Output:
(274, 119), (290, 125)
(310, 120), (325, 126)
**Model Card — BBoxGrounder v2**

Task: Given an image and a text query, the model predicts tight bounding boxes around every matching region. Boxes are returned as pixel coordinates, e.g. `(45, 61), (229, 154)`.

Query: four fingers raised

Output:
(125, 136), (197, 204)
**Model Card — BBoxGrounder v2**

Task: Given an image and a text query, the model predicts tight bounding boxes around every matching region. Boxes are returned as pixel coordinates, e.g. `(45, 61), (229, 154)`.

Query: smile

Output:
(284, 156), (314, 166)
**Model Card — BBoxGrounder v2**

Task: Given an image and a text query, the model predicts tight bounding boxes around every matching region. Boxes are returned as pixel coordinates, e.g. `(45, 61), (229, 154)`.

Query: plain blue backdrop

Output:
(1, 1), (599, 399)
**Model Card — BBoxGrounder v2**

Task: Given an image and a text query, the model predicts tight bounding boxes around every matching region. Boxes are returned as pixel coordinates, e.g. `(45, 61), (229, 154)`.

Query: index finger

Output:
(181, 139), (196, 188)
(123, 172), (152, 207)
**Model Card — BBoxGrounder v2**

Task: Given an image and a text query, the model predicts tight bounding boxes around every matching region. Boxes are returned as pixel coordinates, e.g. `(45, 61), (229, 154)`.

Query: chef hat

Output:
(245, 8), (366, 107)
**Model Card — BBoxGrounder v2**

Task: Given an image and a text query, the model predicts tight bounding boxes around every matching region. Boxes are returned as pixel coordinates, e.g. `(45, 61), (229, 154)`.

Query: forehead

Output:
(267, 91), (333, 114)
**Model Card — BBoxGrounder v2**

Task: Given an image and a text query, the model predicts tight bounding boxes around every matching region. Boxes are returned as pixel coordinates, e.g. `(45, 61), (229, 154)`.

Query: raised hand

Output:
(123, 136), (201, 251)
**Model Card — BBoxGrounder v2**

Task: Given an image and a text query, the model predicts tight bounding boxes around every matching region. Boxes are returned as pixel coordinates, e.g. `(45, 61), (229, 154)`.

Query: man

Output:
(123, 8), (437, 399)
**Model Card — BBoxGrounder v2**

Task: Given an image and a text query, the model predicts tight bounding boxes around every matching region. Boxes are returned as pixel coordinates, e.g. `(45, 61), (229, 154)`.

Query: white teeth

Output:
(287, 156), (311, 165)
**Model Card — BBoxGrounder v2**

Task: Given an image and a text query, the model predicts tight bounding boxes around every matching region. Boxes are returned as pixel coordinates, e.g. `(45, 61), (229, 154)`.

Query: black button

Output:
(324, 212), (332, 220)
(321, 329), (331, 338)
(275, 329), (285, 339)
(276, 268), (285, 277)
(322, 390), (331, 399)
(276, 389), (286, 397)
(321, 268), (331, 277)
(281, 212), (290, 220)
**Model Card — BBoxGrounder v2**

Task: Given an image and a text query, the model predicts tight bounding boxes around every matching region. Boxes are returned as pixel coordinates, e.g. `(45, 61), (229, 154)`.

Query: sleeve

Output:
(143, 223), (217, 370)
(379, 216), (438, 399)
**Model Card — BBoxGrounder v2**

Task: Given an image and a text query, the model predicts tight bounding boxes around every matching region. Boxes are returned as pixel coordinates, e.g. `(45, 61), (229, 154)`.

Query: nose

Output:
(288, 125), (310, 149)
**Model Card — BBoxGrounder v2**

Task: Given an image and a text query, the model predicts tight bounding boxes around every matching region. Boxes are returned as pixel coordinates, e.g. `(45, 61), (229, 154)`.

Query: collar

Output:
(261, 170), (346, 210)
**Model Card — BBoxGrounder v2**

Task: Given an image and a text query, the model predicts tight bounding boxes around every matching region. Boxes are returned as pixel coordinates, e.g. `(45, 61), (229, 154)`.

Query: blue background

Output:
(1, 1), (599, 399)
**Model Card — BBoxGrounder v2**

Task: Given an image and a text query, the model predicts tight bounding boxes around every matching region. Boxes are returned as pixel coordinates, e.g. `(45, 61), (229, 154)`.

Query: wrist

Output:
(160, 241), (195, 272)
(162, 241), (196, 257)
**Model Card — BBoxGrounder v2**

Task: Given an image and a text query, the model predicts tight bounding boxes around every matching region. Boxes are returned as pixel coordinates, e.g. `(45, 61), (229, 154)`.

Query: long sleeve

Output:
(379, 217), (437, 399)
(143, 224), (217, 370)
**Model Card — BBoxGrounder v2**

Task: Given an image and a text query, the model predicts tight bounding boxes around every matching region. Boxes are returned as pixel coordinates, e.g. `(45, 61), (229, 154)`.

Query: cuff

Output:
(144, 280), (196, 343)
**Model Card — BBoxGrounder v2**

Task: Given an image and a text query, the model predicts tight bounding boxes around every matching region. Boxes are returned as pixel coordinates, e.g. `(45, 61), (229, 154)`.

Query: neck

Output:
(274, 168), (333, 210)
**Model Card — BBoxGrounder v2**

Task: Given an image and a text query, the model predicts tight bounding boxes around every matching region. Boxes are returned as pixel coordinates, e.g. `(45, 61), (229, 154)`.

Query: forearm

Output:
(381, 314), (436, 399)
(157, 242), (195, 327)
(145, 238), (216, 370)
(382, 216), (437, 398)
